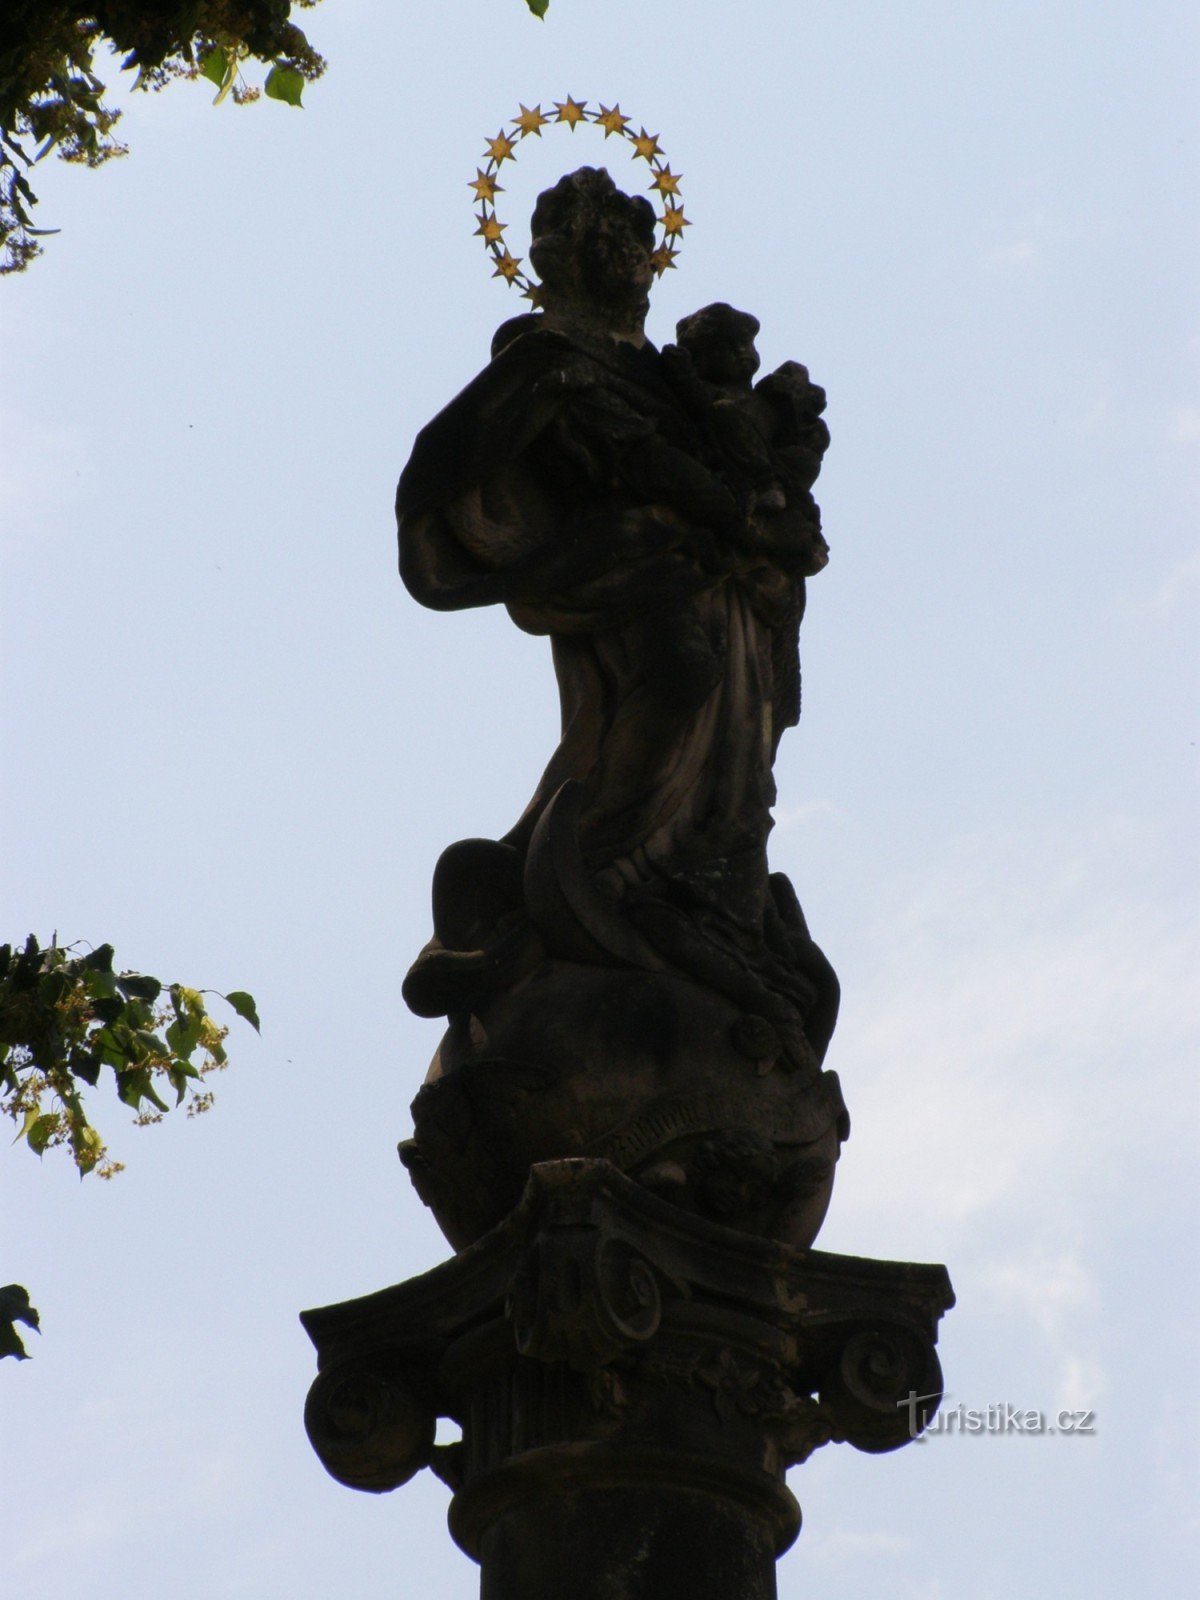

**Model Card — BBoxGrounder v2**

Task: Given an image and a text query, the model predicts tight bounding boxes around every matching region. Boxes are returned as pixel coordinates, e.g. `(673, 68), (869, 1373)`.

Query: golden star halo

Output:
(473, 98), (688, 298)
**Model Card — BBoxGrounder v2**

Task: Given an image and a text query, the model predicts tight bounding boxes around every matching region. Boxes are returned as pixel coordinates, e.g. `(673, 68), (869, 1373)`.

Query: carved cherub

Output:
(669, 301), (830, 575)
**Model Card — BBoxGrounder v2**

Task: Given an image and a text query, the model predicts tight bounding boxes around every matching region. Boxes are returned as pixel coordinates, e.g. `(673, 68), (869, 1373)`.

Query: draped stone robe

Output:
(397, 317), (837, 1069)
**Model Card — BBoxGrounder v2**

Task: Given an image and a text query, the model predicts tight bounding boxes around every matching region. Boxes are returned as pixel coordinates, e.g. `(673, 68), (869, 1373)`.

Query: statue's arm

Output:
(398, 505), (519, 612)
(396, 330), (744, 618)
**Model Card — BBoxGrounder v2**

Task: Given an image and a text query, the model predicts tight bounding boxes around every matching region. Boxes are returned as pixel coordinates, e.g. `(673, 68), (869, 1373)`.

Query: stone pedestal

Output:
(302, 1159), (953, 1598)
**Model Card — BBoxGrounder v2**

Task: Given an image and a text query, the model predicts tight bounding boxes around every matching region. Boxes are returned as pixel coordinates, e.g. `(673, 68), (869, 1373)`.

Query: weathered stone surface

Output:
(400, 959), (849, 1251)
(477, 1487), (780, 1600)
(396, 168), (842, 1251)
(302, 1160), (953, 1595)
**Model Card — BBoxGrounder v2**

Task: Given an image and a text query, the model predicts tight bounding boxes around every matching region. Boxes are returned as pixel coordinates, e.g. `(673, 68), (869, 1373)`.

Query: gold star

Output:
(484, 130), (517, 164)
(492, 249), (523, 282)
(595, 103), (630, 138)
(650, 165), (682, 197)
(468, 169), (503, 202)
(521, 281), (545, 306)
(514, 103), (548, 138)
(661, 205), (690, 236)
(554, 96), (588, 128)
(474, 212), (506, 243)
(650, 246), (677, 276)
(631, 128), (663, 162)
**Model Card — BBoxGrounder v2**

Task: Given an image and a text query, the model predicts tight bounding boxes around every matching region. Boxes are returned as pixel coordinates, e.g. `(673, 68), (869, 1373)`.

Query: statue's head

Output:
(676, 303), (762, 387)
(530, 167), (656, 337)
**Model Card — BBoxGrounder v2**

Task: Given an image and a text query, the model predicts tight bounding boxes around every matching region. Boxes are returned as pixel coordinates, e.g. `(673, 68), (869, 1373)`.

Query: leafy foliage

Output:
(0, 2), (327, 273)
(1, 935), (259, 1179)
(0, 1284), (41, 1360)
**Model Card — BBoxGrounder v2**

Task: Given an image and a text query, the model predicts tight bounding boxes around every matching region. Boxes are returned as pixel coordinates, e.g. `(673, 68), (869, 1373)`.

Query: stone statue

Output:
(396, 167), (848, 1251)
(304, 164), (953, 1572)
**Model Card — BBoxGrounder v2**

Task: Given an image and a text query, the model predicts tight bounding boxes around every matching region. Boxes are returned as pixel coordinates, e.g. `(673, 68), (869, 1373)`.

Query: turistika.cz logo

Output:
(901, 1393), (1097, 1441)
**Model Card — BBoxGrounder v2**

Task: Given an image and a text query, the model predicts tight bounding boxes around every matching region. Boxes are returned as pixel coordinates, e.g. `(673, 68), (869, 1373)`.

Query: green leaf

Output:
(91, 996), (124, 1026)
(167, 1062), (200, 1103)
(0, 1323), (31, 1359)
(116, 1069), (148, 1109)
(0, 1325), (30, 1359)
(199, 48), (227, 89)
(117, 1025), (149, 1063)
(165, 1017), (200, 1059)
(67, 1045), (102, 1087)
(223, 991), (260, 1033)
(13, 941), (42, 985)
(13, 1103), (40, 1145)
(525, 0), (550, 15)
(0, 1284), (40, 1360)
(0, 1284), (39, 1330)
(115, 1069), (167, 1113)
(73, 1124), (103, 1172)
(27, 1113), (60, 1155)
(144, 1080), (170, 1114)
(83, 965), (120, 1001)
(36, 970), (69, 1005)
(82, 944), (114, 973)
(264, 65), (305, 107)
(117, 972), (162, 1004)
(175, 986), (206, 1021)
(123, 998), (155, 1030)
(200, 47), (237, 105)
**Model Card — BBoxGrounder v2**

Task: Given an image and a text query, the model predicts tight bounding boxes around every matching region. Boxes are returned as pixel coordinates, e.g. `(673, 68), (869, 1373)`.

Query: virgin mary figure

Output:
(396, 168), (845, 1249)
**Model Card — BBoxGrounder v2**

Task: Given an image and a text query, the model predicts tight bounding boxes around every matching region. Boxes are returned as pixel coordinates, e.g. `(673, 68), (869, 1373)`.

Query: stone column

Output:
(302, 1160), (952, 1598)
(476, 1482), (782, 1600)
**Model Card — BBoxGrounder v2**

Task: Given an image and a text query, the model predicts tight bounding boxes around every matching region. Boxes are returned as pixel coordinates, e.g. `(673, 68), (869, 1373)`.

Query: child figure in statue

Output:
(670, 301), (831, 578)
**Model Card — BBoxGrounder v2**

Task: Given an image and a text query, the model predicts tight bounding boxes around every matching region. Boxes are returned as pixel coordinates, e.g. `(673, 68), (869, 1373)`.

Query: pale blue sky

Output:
(2, 3), (1197, 1595)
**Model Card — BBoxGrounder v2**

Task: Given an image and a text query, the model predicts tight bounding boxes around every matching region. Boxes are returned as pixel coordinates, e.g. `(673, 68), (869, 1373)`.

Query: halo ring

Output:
(471, 99), (688, 302)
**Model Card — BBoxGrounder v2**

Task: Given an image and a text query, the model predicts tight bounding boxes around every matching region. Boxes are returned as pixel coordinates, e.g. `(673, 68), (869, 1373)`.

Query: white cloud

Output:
(975, 206), (1079, 278)
(1121, 547), (1200, 619)
(6, 1482), (132, 1572)
(1168, 407), (1200, 443)
(0, 406), (86, 544)
(772, 799), (842, 833)
(808, 1527), (915, 1562)
(825, 814), (1199, 1244)
(2, 1394), (253, 1581)
(980, 1254), (1097, 1339)
(1056, 1353), (1107, 1415)
(1068, 385), (1112, 436)
(979, 239), (1041, 275)
(1146, 1401), (1200, 1538)
(977, 1258), (1108, 1414)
